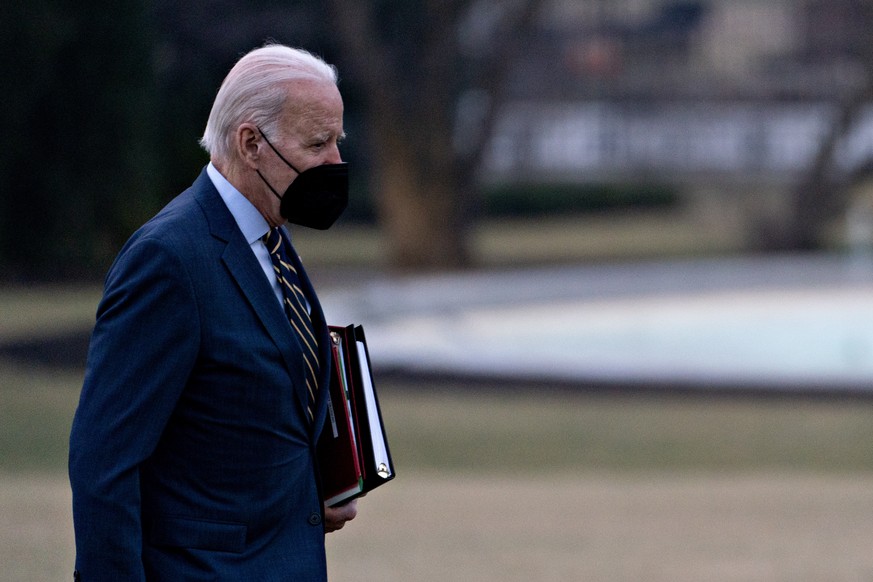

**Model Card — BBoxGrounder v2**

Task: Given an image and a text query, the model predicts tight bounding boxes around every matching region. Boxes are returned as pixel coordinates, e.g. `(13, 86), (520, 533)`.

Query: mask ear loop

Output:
(256, 126), (303, 174)
(255, 169), (283, 202)
(254, 126), (303, 202)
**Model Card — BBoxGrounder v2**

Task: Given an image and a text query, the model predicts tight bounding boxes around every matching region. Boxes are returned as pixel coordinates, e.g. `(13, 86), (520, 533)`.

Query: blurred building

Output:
(526, 0), (862, 101)
(481, 0), (873, 247)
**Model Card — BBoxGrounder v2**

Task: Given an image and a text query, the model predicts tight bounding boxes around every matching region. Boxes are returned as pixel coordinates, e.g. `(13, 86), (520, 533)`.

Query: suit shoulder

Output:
(130, 181), (214, 249)
(108, 189), (215, 277)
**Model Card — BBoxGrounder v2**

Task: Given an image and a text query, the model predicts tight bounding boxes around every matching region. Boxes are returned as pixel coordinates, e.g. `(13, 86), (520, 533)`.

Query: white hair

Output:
(200, 44), (338, 163)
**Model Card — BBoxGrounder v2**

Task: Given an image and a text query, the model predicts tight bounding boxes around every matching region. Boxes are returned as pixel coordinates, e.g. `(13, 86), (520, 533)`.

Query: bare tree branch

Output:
(324, 0), (548, 269)
(782, 1), (873, 249)
(456, 0), (548, 180)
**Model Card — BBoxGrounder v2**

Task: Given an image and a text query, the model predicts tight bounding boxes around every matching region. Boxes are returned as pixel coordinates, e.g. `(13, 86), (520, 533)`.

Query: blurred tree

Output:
(0, 0), (158, 279)
(0, 0), (338, 279)
(773, 0), (873, 250)
(0, 0), (546, 277)
(327, 0), (545, 270)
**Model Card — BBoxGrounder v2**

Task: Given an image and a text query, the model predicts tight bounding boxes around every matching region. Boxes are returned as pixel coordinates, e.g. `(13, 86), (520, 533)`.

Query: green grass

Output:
(0, 364), (81, 473)
(4, 362), (873, 476)
(380, 386), (873, 474)
(0, 285), (101, 341)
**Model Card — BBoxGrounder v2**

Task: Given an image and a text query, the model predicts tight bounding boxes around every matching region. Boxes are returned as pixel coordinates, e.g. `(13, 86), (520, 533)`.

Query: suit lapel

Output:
(192, 171), (309, 412)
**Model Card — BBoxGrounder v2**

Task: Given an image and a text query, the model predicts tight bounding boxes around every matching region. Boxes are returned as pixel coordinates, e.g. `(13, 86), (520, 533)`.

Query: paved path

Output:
(318, 253), (873, 392)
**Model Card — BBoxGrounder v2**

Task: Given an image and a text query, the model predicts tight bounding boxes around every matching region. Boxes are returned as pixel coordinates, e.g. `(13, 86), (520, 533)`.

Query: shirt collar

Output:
(206, 162), (271, 244)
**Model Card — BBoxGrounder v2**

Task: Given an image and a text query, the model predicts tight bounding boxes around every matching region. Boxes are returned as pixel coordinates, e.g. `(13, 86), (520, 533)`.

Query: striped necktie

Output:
(263, 227), (319, 424)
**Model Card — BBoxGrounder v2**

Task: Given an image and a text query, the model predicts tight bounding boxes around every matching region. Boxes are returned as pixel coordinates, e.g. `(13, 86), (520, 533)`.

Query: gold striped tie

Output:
(263, 227), (319, 424)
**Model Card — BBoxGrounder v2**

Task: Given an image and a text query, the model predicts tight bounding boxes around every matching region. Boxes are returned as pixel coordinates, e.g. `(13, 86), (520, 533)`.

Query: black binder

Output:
(317, 324), (395, 507)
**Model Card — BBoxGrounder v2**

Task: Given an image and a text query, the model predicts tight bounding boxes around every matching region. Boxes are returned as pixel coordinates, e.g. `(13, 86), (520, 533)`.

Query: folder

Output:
(317, 324), (395, 507)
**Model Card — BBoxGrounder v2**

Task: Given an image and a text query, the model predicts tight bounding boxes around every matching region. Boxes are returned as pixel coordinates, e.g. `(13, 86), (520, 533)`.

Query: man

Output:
(69, 44), (357, 581)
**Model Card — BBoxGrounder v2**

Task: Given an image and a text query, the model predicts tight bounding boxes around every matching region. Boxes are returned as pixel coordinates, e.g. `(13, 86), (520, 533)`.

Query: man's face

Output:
(258, 79), (345, 224)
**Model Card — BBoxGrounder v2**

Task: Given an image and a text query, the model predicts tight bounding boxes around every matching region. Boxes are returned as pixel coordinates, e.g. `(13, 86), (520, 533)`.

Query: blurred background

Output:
(8, 0), (873, 279)
(4, 0), (873, 580)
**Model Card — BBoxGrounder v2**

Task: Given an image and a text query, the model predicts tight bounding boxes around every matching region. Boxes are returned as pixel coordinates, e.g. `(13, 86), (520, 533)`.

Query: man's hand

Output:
(324, 499), (358, 533)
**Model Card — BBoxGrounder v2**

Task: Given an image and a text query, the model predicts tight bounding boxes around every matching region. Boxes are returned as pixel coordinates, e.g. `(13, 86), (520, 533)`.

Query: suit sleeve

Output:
(69, 234), (200, 581)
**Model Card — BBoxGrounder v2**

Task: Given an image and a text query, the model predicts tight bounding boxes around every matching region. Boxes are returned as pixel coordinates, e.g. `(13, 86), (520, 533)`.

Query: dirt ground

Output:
(9, 471), (873, 582)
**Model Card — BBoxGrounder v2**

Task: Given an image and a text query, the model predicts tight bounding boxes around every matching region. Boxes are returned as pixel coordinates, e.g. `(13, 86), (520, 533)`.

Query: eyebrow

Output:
(310, 130), (346, 143)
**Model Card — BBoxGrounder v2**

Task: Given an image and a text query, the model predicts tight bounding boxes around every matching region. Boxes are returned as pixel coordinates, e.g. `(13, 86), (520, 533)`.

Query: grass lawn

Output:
(4, 363), (873, 477)
(3, 360), (873, 580)
(3, 242), (873, 580)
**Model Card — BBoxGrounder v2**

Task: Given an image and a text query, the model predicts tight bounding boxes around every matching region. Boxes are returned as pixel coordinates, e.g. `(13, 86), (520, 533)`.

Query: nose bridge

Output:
(325, 142), (343, 164)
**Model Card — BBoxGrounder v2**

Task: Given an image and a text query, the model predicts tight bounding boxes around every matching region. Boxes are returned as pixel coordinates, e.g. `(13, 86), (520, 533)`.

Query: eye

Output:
(310, 132), (344, 152)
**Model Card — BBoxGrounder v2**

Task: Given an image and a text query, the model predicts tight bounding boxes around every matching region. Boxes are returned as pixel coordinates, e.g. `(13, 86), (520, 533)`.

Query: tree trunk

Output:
(327, 0), (544, 271)
(372, 113), (470, 270)
(775, 84), (873, 250)
(770, 3), (873, 251)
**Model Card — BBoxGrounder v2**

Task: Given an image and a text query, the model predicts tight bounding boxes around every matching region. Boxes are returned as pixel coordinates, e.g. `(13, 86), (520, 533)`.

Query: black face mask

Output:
(255, 128), (348, 230)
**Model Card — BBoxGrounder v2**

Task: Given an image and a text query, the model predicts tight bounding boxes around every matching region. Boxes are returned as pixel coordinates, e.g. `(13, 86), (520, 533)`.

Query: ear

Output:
(235, 123), (262, 169)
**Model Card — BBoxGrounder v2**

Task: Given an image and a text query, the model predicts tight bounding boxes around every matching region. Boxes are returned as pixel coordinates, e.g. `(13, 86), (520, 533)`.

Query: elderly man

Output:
(69, 44), (357, 581)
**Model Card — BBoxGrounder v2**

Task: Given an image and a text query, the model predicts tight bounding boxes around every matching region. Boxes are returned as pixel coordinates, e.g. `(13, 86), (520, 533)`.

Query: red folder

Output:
(317, 325), (395, 507)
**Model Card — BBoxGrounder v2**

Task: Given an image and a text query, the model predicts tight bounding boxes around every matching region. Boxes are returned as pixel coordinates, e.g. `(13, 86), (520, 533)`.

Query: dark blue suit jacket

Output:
(69, 169), (333, 581)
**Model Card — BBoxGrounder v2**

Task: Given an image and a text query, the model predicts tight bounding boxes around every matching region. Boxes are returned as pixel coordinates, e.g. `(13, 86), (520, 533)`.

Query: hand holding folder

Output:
(317, 325), (395, 507)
